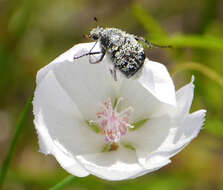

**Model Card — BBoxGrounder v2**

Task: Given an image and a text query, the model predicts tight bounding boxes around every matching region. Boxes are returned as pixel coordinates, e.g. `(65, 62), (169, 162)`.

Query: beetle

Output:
(74, 25), (170, 81)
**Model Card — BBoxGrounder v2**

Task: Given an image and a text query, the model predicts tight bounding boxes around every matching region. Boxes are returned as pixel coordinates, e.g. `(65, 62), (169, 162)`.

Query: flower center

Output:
(90, 98), (134, 143)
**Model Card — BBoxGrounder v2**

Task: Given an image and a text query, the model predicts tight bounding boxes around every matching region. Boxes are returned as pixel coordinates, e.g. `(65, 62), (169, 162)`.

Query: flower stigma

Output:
(90, 98), (134, 144)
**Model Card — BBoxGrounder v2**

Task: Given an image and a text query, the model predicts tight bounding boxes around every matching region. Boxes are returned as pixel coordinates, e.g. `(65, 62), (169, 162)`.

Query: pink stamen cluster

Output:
(92, 98), (134, 143)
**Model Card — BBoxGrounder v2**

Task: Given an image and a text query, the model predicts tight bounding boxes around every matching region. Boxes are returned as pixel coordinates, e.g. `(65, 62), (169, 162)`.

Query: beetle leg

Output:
(134, 36), (172, 49)
(89, 51), (105, 64)
(74, 51), (102, 60)
(109, 67), (117, 81)
(74, 41), (102, 62)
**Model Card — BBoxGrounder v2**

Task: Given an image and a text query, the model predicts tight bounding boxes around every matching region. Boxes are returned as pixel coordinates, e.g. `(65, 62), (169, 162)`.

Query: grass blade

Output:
(132, 4), (166, 36)
(150, 34), (223, 50)
(49, 175), (76, 190)
(0, 95), (33, 189)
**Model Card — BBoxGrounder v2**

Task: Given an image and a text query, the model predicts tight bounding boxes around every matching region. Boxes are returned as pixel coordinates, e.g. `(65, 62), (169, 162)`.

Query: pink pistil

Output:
(92, 98), (134, 143)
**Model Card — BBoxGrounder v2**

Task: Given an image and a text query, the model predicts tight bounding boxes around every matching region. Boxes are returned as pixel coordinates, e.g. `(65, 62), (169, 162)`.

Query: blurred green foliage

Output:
(0, 0), (223, 189)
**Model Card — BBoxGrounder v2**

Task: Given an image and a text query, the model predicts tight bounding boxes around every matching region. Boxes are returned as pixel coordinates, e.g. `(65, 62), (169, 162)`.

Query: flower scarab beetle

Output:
(74, 26), (169, 80)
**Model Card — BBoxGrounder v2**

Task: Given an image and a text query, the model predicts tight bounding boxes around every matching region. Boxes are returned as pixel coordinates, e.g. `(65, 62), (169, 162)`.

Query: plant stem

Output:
(49, 175), (76, 190)
(0, 95), (33, 189)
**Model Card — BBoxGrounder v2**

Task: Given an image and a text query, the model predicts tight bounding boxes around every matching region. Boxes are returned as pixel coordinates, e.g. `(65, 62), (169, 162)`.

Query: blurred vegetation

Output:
(0, 0), (223, 189)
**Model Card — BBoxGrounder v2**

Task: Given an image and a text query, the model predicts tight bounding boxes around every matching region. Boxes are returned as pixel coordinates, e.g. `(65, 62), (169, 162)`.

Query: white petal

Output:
(152, 76), (195, 118)
(127, 110), (206, 169)
(36, 42), (118, 119)
(34, 112), (89, 177)
(174, 76), (195, 116)
(118, 78), (163, 121)
(33, 71), (105, 162)
(173, 109), (206, 145)
(140, 109), (206, 161)
(123, 115), (173, 169)
(76, 147), (159, 181)
(37, 43), (102, 84)
(170, 77), (206, 146)
(138, 59), (176, 106)
(147, 78), (206, 162)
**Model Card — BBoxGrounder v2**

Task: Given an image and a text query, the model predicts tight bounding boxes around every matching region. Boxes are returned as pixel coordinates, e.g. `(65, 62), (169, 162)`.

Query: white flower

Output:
(33, 42), (206, 181)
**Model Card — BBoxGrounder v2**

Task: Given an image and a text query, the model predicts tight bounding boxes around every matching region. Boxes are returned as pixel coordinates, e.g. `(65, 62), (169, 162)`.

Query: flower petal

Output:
(36, 42), (118, 119)
(138, 109), (206, 162)
(33, 71), (105, 159)
(174, 76), (195, 117)
(76, 147), (162, 181)
(123, 115), (173, 169)
(173, 109), (206, 145)
(127, 109), (206, 169)
(35, 111), (89, 177)
(118, 77), (163, 121)
(37, 43), (103, 84)
(152, 76), (196, 118)
(138, 59), (176, 106)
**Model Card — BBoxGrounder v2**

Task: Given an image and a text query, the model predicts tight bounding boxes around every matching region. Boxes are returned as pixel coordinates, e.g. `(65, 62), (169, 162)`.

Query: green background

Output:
(0, 0), (223, 189)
